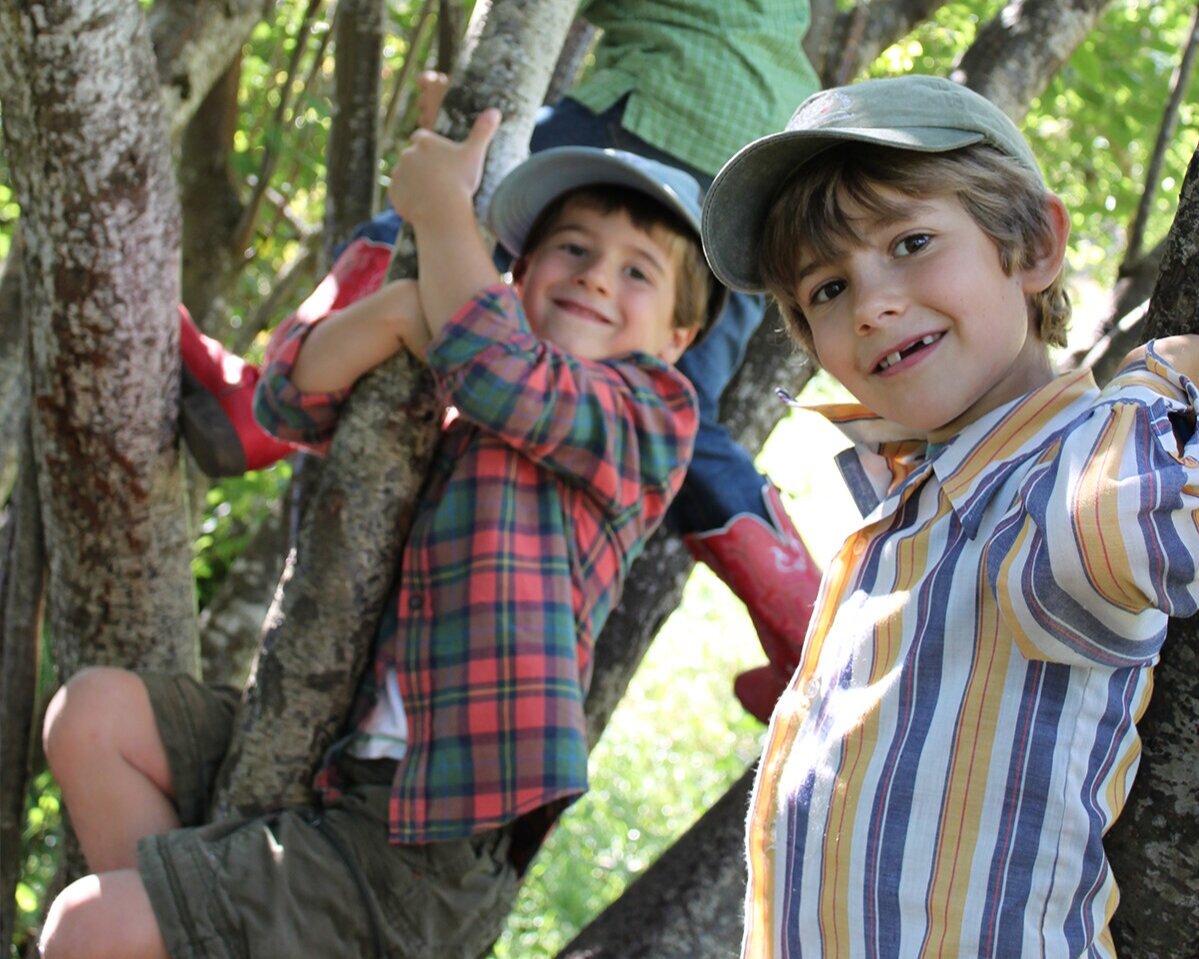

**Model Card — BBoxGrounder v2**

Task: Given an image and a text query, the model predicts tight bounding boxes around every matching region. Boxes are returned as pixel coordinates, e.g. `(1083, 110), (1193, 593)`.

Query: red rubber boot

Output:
(179, 235), (394, 476)
(684, 484), (822, 723)
(179, 305), (297, 476)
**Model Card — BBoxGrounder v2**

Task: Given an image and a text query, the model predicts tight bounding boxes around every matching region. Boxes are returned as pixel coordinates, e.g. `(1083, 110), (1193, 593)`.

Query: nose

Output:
(573, 254), (614, 295)
(852, 266), (904, 334)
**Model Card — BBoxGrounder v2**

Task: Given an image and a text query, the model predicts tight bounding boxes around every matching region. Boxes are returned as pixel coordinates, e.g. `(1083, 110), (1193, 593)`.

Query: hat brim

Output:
(487, 146), (728, 333)
(701, 127), (983, 294)
(487, 147), (704, 258)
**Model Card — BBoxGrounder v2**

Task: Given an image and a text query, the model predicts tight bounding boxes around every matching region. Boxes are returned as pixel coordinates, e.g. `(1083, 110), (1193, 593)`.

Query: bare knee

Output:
(41, 871), (169, 959)
(44, 667), (129, 773)
(43, 661), (164, 791)
(40, 878), (95, 959)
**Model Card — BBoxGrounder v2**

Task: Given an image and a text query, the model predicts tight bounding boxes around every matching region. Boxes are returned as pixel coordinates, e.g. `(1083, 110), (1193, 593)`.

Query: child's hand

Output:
(415, 71), (449, 131)
(387, 108), (502, 228)
(390, 279), (432, 361)
(1123, 335), (1199, 384)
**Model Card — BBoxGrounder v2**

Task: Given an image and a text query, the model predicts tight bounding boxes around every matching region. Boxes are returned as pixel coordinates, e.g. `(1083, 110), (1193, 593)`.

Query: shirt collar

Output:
(808, 369), (1099, 536)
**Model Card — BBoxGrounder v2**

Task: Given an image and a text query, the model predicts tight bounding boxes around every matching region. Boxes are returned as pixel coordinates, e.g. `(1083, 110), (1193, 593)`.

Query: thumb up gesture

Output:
(387, 108), (502, 228)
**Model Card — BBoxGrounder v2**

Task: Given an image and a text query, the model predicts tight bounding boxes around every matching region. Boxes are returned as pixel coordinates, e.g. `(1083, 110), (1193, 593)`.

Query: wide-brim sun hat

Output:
(487, 146), (728, 330)
(701, 74), (1046, 294)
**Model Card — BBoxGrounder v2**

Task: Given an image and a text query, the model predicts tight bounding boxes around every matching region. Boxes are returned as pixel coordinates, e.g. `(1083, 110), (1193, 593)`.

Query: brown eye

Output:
(810, 279), (846, 305)
(894, 233), (931, 257)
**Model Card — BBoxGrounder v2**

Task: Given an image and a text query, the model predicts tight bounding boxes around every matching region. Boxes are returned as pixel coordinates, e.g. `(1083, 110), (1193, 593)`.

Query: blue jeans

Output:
(345, 97), (772, 533)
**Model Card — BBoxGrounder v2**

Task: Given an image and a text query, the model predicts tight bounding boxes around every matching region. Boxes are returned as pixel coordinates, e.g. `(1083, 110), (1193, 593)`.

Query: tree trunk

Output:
(198, 498), (292, 687)
(0, 2), (267, 502)
(147, 0), (269, 140)
(1105, 144), (1199, 958)
(179, 60), (246, 329)
(0, 234), (26, 502)
(559, 765), (755, 958)
(0, 0), (197, 678)
(210, 0), (580, 819)
(325, 0), (385, 259)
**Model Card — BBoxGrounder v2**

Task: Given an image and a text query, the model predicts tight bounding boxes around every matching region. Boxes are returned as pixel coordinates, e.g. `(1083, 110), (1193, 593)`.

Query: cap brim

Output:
(701, 127), (982, 293)
(487, 147), (703, 258)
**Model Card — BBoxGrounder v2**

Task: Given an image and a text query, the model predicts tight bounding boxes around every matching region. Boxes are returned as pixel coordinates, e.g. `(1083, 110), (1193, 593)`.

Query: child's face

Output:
(515, 199), (696, 364)
(793, 189), (1055, 440)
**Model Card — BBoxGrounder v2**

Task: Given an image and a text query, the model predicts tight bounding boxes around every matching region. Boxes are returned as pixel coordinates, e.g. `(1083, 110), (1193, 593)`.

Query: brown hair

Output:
(759, 143), (1071, 352)
(513, 185), (714, 335)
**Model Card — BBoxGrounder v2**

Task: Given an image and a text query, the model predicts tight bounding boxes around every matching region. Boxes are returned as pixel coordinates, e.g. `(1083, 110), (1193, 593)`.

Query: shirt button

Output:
(408, 595), (424, 610)
(805, 679), (819, 698)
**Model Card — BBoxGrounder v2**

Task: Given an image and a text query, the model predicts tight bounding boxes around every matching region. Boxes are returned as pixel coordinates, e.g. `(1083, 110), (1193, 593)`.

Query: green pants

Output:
(137, 673), (518, 959)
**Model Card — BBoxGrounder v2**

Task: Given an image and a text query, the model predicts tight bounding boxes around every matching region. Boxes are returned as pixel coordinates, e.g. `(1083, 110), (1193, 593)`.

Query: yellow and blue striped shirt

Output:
(745, 344), (1199, 957)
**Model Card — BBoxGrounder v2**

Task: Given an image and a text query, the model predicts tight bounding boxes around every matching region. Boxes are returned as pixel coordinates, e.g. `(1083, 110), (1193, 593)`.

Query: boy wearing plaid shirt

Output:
(40, 110), (722, 959)
(181, 1), (827, 727)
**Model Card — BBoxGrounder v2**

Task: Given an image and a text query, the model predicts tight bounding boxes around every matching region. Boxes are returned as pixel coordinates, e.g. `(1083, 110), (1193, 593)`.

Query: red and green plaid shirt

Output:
(256, 271), (697, 848)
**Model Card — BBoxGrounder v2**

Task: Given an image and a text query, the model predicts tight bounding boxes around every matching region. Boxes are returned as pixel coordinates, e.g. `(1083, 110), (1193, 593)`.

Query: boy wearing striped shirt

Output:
(39, 113), (724, 959)
(702, 74), (1199, 957)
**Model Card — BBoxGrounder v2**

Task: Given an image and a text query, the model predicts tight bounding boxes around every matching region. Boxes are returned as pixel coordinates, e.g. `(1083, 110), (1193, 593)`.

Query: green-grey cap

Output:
(487, 146), (728, 330)
(701, 75), (1045, 293)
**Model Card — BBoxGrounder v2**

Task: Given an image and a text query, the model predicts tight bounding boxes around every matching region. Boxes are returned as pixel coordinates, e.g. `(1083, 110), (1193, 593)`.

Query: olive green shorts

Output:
(136, 673), (517, 959)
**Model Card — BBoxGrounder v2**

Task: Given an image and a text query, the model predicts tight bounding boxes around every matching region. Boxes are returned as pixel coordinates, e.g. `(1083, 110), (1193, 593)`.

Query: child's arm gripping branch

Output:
(387, 108), (504, 339)
(254, 271), (425, 448)
(289, 278), (429, 393)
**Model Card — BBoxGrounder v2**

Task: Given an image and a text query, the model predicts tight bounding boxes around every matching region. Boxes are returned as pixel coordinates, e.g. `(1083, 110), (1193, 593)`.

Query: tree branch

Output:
(232, 0), (331, 255)
(324, 0), (386, 260)
(952, 0), (1116, 120)
(1105, 142), (1199, 957)
(823, 0), (951, 87)
(148, 0), (270, 140)
(0, 420), (45, 956)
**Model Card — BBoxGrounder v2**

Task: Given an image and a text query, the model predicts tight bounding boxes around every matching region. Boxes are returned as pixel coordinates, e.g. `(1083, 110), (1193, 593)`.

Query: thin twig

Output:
(381, 0), (438, 150)
(233, 0), (328, 253)
(1123, 3), (1199, 268)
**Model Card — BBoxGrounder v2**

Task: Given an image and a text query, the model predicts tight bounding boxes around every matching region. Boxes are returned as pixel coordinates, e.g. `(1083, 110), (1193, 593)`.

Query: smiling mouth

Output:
(875, 333), (942, 373)
(555, 299), (611, 325)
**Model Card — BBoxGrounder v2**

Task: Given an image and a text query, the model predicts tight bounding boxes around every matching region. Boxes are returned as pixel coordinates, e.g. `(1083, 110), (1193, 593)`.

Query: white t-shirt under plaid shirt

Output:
(745, 344), (1199, 958)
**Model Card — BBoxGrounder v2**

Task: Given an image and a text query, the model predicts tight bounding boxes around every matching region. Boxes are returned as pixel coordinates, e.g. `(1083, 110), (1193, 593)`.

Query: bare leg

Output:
(40, 869), (170, 959)
(43, 667), (180, 872)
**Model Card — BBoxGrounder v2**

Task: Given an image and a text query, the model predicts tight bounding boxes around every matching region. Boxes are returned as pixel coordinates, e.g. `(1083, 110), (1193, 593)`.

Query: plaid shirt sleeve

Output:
(253, 237), (394, 447)
(253, 312), (350, 448)
(426, 284), (698, 524)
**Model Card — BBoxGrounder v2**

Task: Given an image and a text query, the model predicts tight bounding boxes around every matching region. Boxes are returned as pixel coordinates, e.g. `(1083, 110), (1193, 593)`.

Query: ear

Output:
(1021, 193), (1070, 295)
(510, 255), (529, 287)
(657, 324), (700, 365)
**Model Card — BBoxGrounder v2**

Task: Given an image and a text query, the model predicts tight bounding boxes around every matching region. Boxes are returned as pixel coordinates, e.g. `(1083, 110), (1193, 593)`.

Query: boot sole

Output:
(180, 370), (249, 477)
